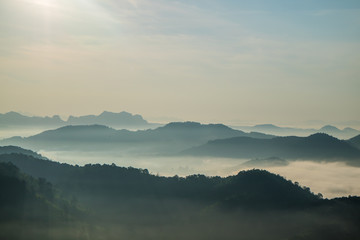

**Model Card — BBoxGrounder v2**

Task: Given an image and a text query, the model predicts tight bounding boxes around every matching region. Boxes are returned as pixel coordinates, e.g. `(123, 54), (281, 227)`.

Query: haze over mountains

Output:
(0, 111), (153, 129)
(183, 133), (360, 166)
(1, 111), (359, 140)
(234, 124), (360, 139)
(1, 116), (360, 239)
(0, 122), (273, 154)
(2, 0), (360, 238)
(0, 149), (320, 208)
(1, 148), (360, 239)
(1, 119), (360, 167)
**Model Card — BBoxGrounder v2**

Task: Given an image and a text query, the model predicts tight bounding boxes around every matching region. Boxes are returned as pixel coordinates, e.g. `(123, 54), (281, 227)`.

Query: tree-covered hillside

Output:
(0, 162), (89, 240)
(0, 150), (360, 240)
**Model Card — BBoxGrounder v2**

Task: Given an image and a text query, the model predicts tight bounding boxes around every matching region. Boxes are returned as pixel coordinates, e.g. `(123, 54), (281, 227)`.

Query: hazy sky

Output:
(1, 0), (360, 127)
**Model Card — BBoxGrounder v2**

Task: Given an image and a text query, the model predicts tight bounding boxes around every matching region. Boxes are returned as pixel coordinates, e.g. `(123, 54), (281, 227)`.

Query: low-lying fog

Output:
(0, 126), (162, 140)
(38, 150), (360, 199)
(0, 128), (52, 139)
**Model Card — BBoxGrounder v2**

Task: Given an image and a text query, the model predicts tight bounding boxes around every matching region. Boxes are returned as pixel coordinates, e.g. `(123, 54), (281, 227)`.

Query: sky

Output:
(1, 0), (360, 127)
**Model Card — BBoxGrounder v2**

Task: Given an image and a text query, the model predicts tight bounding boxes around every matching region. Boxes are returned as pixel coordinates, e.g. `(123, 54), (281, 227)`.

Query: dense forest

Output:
(0, 161), (86, 240)
(0, 150), (360, 239)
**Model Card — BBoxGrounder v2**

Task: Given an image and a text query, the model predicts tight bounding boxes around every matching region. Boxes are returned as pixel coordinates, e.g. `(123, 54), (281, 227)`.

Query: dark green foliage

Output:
(215, 169), (319, 209)
(0, 161), (80, 221)
(0, 162), (90, 240)
(0, 146), (46, 159)
(0, 153), (328, 211)
(0, 151), (360, 240)
(0, 162), (26, 219)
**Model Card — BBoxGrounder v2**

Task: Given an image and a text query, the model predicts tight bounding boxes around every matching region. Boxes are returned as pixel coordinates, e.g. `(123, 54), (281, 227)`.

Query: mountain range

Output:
(2, 121), (360, 165)
(234, 124), (360, 139)
(0, 122), (273, 154)
(0, 111), (152, 129)
(182, 133), (360, 166)
(2, 111), (359, 140)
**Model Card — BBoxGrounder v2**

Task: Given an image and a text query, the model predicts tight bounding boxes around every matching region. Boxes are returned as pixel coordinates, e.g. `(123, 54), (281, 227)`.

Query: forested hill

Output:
(0, 161), (85, 239)
(0, 145), (46, 159)
(1, 150), (360, 240)
(0, 152), (319, 209)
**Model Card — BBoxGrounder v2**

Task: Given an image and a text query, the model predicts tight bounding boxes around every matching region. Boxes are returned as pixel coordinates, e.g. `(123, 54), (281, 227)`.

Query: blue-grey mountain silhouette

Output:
(182, 133), (360, 165)
(0, 111), (153, 129)
(0, 111), (64, 127)
(0, 122), (273, 154)
(348, 134), (360, 150)
(67, 111), (149, 127)
(235, 124), (360, 139)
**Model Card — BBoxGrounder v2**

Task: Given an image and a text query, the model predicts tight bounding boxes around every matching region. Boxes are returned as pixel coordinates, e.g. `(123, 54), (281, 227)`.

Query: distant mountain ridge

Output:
(182, 133), (360, 165)
(234, 124), (360, 139)
(67, 111), (148, 127)
(2, 111), (359, 139)
(0, 122), (273, 154)
(0, 111), (64, 127)
(0, 111), (152, 129)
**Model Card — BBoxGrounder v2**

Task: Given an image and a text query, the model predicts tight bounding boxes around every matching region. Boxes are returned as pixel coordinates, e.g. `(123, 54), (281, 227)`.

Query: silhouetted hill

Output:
(0, 152), (319, 209)
(183, 133), (360, 164)
(0, 153), (74, 183)
(1, 151), (360, 240)
(0, 122), (274, 153)
(254, 124), (289, 131)
(318, 125), (360, 139)
(217, 169), (318, 208)
(319, 125), (339, 132)
(234, 124), (360, 139)
(30, 125), (118, 141)
(67, 111), (149, 128)
(151, 121), (273, 141)
(0, 162), (83, 239)
(242, 157), (289, 167)
(0, 111), (64, 128)
(348, 134), (360, 150)
(0, 161), (78, 218)
(0, 145), (46, 159)
(0, 111), (153, 129)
